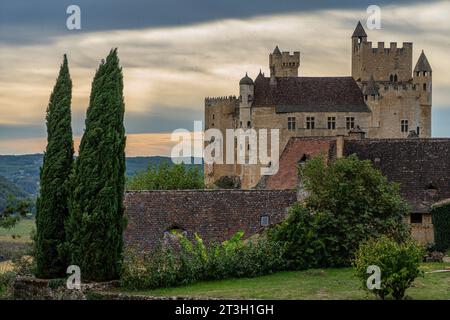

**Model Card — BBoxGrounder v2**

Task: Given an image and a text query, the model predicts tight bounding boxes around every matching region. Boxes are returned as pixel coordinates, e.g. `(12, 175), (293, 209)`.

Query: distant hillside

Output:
(0, 154), (42, 197)
(0, 154), (203, 199)
(0, 174), (29, 212)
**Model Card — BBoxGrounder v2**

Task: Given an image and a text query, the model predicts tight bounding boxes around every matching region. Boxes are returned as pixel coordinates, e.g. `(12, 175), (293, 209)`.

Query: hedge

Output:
(431, 199), (450, 252)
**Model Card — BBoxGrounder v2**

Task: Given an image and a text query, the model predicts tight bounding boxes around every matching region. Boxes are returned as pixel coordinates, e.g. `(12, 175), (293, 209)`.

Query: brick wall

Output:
(124, 189), (297, 251)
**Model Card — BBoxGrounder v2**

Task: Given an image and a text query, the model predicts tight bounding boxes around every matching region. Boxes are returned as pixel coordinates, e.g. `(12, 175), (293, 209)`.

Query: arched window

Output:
(390, 75), (394, 82)
(394, 74), (398, 82)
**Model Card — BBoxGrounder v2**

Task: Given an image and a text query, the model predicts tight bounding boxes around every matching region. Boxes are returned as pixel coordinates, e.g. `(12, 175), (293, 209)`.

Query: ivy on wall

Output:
(431, 199), (450, 252)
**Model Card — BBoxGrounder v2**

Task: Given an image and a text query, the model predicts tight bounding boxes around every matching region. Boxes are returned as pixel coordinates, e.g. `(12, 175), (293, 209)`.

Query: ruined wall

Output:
(124, 190), (297, 252)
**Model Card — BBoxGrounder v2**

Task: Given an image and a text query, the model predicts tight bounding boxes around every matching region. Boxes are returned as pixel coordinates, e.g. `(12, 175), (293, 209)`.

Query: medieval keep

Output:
(204, 21), (433, 189)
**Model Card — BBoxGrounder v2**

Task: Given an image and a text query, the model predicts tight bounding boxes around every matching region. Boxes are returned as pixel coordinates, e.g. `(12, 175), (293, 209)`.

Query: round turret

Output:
(239, 73), (254, 86)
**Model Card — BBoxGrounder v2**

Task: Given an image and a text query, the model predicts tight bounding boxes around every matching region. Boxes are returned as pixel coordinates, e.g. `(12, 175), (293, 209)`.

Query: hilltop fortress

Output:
(204, 21), (433, 189)
(124, 22), (448, 250)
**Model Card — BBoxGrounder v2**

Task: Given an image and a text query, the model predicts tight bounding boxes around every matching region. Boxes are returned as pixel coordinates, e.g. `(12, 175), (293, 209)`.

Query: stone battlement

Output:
(361, 41), (413, 54)
(205, 95), (238, 107)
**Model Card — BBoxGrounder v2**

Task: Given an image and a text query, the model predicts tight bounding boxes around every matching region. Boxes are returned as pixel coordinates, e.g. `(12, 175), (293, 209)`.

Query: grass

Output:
(0, 218), (35, 243)
(120, 262), (450, 300)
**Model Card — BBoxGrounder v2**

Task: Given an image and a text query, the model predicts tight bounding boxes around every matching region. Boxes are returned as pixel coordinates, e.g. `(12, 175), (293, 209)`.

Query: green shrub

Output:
(126, 162), (204, 191)
(268, 155), (411, 269)
(353, 236), (424, 300)
(431, 200), (450, 252)
(267, 203), (326, 269)
(0, 271), (16, 297)
(120, 232), (286, 290)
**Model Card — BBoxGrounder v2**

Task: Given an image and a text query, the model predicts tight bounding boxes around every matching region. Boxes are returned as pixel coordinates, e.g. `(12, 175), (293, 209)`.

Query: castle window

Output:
(260, 216), (270, 227)
(327, 117), (336, 130)
(394, 75), (398, 82)
(401, 119), (409, 133)
(346, 117), (355, 130)
(390, 75), (394, 82)
(423, 83), (427, 91)
(247, 121), (251, 128)
(306, 117), (315, 130)
(212, 114), (215, 120)
(240, 121), (242, 128)
(416, 71), (420, 77)
(423, 71), (427, 76)
(288, 117), (296, 131)
(410, 213), (423, 224)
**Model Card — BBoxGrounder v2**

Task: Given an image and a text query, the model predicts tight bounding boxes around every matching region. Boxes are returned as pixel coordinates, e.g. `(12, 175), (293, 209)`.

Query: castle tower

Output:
(239, 73), (254, 129)
(351, 21), (413, 82)
(413, 50), (432, 137)
(269, 46), (300, 77)
(351, 21), (367, 81)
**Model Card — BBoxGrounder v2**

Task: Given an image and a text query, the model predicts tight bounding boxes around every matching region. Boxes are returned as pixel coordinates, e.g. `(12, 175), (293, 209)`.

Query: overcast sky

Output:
(0, 0), (449, 155)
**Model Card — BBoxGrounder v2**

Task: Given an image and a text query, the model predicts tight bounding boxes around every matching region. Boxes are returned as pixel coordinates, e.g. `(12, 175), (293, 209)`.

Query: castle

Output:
(124, 22), (448, 251)
(204, 21), (433, 189)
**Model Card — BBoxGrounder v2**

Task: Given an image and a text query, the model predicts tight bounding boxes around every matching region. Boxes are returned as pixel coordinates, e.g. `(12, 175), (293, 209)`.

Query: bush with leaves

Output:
(268, 155), (411, 269)
(120, 232), (285, 290)
(353, 236), (424, 300)
(0, 197), (32, 230)
(126, 162), (204, 191)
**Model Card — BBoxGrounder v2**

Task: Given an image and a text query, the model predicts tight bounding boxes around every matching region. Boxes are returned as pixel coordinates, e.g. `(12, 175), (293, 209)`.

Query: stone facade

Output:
(124, 190), (297, 252)
(205, 21), (432, 189)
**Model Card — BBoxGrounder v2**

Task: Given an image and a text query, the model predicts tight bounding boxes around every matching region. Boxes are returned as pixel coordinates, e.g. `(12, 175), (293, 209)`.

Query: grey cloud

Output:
(1, 0), (438, 45)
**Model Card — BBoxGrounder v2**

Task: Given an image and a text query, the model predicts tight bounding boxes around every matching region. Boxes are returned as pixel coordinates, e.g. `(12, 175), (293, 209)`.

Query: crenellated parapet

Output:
(205, 95), (239, 107)
(358, 41), (413, 55)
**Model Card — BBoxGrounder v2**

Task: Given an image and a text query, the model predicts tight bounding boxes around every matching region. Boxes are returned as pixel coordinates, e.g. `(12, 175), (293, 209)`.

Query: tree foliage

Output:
(35, 55), (74, 278)
(66, 49), (126, 281)
(353, 236), (424, 300)
(126, 162), (204, 190)
(0, 196), (32, 229)
(269, 155), (411, 268)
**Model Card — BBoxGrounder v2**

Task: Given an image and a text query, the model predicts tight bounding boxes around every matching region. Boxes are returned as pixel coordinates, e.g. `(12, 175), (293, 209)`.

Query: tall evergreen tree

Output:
(35, 55), (74, 278)
(66, 49), (126, 281)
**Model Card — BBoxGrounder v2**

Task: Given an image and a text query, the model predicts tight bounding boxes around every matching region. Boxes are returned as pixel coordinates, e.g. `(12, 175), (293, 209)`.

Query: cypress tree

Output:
(66, 49), (126, 281)
(35, 54), (74, 278)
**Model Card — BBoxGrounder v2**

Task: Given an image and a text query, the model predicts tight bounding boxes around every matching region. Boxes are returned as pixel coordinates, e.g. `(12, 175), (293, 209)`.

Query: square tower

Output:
(269, 46), (300, 77)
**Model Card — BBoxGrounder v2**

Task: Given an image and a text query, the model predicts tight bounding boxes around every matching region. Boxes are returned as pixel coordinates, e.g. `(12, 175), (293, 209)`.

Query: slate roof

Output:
(363, 75), (380, 95)
(253, 76), (371, 113)
(239, 73), (254, 85)
(352, 21), (367, 38)
(273, 46), (281, 55)
(344, 139), (450, 213)
(414, 50), (432, 72)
